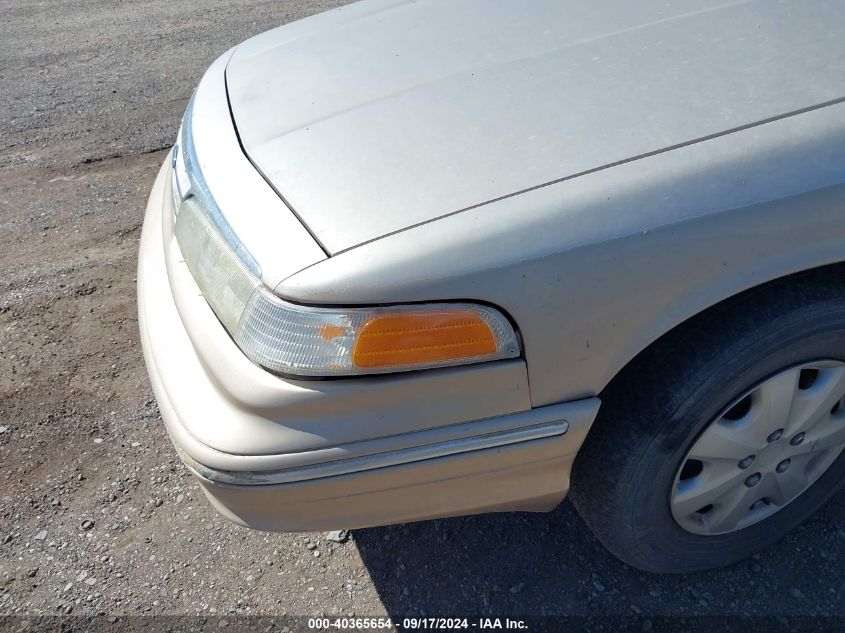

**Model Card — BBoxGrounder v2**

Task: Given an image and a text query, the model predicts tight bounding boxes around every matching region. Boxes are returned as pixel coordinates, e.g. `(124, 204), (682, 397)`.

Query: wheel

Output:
(569, 272), (845, 573)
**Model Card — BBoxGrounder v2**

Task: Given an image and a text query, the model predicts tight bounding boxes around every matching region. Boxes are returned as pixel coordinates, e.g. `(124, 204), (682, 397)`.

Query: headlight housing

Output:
(170, 101), (520, 377)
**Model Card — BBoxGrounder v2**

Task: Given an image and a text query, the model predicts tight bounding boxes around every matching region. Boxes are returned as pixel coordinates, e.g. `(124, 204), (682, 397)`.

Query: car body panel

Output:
(191, 433), (583, 532)
(279, 102), (845, 406)
(227, 0), (845, 253)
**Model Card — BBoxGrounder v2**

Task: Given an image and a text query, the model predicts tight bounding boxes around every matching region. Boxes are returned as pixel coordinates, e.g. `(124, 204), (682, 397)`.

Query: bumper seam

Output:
(179, 419), (569, 486)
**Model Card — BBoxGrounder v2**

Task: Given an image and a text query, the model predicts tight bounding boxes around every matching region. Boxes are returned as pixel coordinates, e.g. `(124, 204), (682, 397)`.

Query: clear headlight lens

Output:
(170, 102), (520, 377)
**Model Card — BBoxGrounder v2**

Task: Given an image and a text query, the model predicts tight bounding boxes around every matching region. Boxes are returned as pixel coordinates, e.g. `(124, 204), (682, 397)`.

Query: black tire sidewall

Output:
(593, 297), (845, 572)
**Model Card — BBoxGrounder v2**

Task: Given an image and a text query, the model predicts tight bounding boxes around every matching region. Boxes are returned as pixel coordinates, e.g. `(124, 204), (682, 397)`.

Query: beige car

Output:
(139, 0), (845, 573)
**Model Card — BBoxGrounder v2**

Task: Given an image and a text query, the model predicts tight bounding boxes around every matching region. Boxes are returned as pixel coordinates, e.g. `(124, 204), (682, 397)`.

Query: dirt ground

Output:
(1, 0), (844, 629)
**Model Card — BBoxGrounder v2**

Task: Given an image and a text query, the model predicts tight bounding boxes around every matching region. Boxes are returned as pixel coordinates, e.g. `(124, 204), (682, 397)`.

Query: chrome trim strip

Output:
(180, 420), (569, 486)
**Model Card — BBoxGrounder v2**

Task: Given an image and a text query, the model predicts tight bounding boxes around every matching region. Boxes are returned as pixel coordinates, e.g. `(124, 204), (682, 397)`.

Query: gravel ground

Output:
(1, 0), (844, 628)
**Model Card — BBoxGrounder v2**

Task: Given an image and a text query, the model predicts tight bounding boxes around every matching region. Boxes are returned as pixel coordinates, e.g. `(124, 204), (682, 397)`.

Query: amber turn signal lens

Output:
(352, 310), (498, 368)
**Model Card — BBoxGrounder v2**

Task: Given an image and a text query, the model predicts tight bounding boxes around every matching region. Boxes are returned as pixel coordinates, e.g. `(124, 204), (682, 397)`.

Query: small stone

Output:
(313, 550), (321, 558)
(33, 530), (47, 541)
(176, 494), (184, 504)
(789, 588), (804, 599)
(76, 571), (88, 582)
(630, 605), (642, 615)
(592, 578), (606, 593)
(325, 530), (349, 543)
(131, 442), (141, 448)
(510, 583), (525, 595)
(26, 568), (38, 578)
(3, 534), (13, 545)
(648, 589), (662, 598)
(85, 577), (97, 586)
(81, 520), (95, 531)
(93, 438), (103, 444)
(0, 426), (7, 434)
(751, 563), (762, 573)
(305, 543), (317, 550)
(218, 619), (228, 629)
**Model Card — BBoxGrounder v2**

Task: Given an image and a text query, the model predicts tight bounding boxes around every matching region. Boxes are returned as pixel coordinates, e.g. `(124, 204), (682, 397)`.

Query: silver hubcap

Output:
(670, 361), (845, 535)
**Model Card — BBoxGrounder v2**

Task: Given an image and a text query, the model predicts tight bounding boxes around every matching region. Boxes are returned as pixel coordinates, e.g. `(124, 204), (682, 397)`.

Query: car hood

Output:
(226, 0), (845, 255)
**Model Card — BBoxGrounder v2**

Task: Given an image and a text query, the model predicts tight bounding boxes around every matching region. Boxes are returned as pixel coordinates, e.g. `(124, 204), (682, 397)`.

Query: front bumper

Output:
(138, 150), (600, 531)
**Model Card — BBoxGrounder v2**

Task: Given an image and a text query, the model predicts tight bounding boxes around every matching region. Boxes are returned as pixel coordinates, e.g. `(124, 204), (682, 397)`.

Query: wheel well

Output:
(600, 261), (845, 402)
(569, 258), (845, 573)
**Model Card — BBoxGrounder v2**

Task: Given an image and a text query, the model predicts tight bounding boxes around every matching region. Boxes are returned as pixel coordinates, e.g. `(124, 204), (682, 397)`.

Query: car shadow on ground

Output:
(354, 494), (845, 619)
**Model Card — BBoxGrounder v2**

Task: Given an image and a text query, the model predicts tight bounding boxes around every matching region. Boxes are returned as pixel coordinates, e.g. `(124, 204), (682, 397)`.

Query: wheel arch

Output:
(569, 258), (845, 573)
(600, 260), (845, 403)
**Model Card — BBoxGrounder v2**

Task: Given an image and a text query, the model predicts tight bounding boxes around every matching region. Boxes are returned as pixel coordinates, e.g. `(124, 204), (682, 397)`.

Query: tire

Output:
(569, 269), (845, 573)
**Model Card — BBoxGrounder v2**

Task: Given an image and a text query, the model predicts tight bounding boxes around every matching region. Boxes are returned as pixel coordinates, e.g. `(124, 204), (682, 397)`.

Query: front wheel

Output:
(569, 273), (845, 573)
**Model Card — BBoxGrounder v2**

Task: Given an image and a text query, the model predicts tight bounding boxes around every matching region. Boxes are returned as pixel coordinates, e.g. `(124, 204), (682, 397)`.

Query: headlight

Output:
(171, 102), (520, 377)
